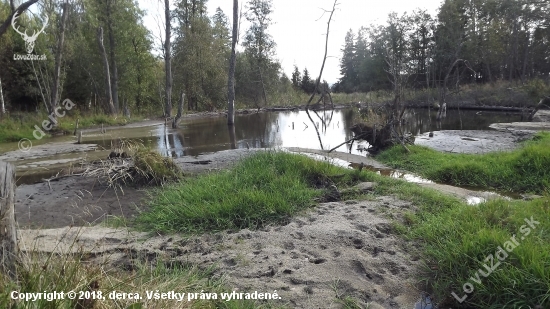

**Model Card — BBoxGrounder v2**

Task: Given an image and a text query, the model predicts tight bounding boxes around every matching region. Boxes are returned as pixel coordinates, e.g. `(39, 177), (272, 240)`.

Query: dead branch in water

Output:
(305, 0), (338, 109)
(328, 137), (358, 153)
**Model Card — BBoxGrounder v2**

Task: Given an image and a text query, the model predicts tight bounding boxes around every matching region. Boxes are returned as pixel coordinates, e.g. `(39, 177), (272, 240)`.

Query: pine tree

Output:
(291, 65), (301, 88)
(301, 68), (314, 94)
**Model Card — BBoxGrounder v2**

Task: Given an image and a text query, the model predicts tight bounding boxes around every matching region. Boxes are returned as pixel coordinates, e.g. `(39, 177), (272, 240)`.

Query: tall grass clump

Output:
(411, 197), (550, 308)
(376, 132), (550, 194)
(82, 145), (182, 187)
(138, 151), (369, 234)
(132, 146), (182, 184)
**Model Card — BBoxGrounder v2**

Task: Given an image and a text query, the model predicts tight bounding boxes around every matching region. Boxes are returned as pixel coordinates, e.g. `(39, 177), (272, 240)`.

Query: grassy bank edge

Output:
(367, 172), (549, 308)
(3, 151), (548, 308)
(0, 113), (144, 143)
(376, 132), (550, 195)
(136, 150), (548, 308)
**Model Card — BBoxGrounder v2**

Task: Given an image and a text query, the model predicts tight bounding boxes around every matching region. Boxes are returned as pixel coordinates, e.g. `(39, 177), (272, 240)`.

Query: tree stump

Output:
(0, 161), (18, 279)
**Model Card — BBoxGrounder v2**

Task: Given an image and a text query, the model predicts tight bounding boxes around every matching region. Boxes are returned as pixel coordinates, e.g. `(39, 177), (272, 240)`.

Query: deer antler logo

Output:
(11, 11), (48, 54)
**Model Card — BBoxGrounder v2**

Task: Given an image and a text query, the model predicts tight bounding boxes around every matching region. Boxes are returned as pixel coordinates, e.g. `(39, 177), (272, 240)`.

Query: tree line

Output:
(333, 0), (550, 102)
(0, 0), (299, 116)
(1, 0), (548, 117)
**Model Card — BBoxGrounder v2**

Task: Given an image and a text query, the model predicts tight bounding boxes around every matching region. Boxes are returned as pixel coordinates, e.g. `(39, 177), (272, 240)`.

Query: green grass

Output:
(0, 113), (41, 142)
(4, 147), (547, 308)
(376, 132), (550, 194)
(0, 112), (142, 143)
(409, 197), (550, 308)
(138, 151), (368, 234)
(355, 170), (550, 308)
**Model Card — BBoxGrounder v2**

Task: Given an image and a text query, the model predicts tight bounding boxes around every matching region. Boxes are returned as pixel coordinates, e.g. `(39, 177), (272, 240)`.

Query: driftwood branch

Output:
(305, 109), (324, 150)
(328, 137), (357, 153)
(391, 125), (410, 153)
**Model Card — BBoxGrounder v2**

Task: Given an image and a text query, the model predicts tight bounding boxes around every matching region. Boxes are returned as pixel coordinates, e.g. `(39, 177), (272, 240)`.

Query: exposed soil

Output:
(0, 142), (98, 162)
(14, 149), (260, 229)
(15, 174), (146, 229)
(19, 195), (424, 309)
(489, 121), (550, 133)
(414, 130), (533, 154)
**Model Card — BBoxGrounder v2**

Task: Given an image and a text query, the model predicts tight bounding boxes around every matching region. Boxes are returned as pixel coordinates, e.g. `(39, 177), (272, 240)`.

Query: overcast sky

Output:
(139, 0), (444, 84)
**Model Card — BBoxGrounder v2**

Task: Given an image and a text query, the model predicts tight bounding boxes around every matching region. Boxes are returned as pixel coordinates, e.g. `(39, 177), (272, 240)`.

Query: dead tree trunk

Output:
(97, 27), (116, 115)
(0, 161), (18, 280)
(122, 98), (130, 118)
(227, 0), (238, 125)
(0, 77), (5, 117)
(229, 124), (237, 149)
(50, 0), (69, 123)
(172, 92), (184, 128)
(258, 66), (268, 107)
(305, 0), (338, 109)
(164, 0), (172, 118)
(107, 0), (119, 113)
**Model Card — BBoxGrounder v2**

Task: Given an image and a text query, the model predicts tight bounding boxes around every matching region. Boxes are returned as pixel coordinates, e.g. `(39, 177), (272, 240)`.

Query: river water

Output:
(1, 107), (524, 185)
(83, 108), (524, 158)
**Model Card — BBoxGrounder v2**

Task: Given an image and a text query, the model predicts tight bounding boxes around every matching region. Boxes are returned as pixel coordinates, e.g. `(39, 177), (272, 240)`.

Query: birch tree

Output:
(50, 0), (69, 123)
(164, 0), (172, 117)
(227, 0), (238, 125)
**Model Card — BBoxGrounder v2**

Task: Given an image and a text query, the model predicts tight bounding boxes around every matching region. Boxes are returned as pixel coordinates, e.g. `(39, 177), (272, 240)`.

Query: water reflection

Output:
(100, 109), (358, 157)
(81, 108), (523, 159)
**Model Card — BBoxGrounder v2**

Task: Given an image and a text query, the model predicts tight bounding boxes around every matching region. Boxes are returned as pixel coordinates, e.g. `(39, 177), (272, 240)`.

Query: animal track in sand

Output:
(343, 214), (356, 221)
(309, 258), (327, 264)
(291, 232), (305, 240)
(375, 223), (392, 234)
(352, 238), (364, 249)
(283, 241), (295, 250)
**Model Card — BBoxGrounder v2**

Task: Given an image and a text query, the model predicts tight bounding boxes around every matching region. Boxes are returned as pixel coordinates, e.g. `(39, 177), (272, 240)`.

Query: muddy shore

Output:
(11, 147), (526, 308)
(8, 106), (549, 308)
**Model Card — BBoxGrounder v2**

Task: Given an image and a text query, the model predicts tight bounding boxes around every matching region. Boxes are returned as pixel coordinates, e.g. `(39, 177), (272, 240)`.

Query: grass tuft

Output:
(137, 151), (369, 234)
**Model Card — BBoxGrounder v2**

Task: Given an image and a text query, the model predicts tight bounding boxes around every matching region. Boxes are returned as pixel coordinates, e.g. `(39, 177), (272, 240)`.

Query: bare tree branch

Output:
(305, 0), (338, 109)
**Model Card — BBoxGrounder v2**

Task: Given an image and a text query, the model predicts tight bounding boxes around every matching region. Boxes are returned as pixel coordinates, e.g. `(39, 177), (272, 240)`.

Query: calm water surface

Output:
(84, 108), (524, 158)
(5, 108), (523, 185)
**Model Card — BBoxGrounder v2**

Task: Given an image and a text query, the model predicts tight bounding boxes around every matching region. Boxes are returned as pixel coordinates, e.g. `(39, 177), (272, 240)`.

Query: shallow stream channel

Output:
(0, 108), (524, 203)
